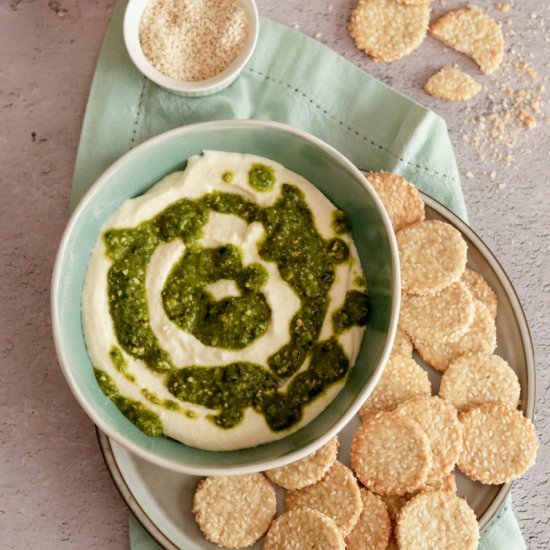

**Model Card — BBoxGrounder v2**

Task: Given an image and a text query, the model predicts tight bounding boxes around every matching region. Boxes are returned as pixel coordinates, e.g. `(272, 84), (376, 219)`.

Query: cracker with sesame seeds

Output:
(425, 66), (482, 101)
(349, 0), (430, 62)
(430, 5), (504, 75)
(265, 437), (339, 491)
(284, 461), (363, 537)
(440, 352), (520, 411)
(351, 412), (433, 496)
(425, 471), (457, 493)
(458, 403), (538, 484)
(392, 327), (414, 357)
(414, 299), (497, 371)
(359, 353), (431, 419)
(397, 220), (467, 295)
(395, 396), (463, 481)
(263, 508), (345, 550)
(368, 172), (425, 232)
(345, 488), (392, 550)
(400, 282), (475, 344)
(461, 268), (498, 318)
(396, 490), (479, 550)
(193, 473), (276, 548)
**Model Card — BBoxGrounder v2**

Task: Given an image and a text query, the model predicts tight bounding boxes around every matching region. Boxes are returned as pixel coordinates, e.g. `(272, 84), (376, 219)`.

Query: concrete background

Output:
(1, 0), (548, 547)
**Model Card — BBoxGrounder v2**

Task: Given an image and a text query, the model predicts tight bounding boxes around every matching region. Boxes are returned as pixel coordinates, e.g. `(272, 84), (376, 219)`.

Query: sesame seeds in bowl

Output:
(124, 0), (259, 96)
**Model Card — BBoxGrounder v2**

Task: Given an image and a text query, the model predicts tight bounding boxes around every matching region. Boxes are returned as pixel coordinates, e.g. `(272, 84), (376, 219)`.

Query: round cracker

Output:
(393, 327), (414, 357)
(414, 299), (496, 372)
(264, 507), (345, 550)
(349, 0), (429, 62)
(351, 413), (432, 496)
(193, 473), (276, 548)
(345, 488), (392, 550)
(430, 5), (504, 75)
(400, 282), (475, 344)
(397, 220), (467, 295)
(458, 403), (538, 484)
(265, 437), (339, 490)
(461, 268), (498, 318)
(359, 353), (431, 419)
(395, 396), (463, 481)
(368, 171), (425, 232)
(284, 461), (363, 537)
(425, 471), (457, 493)
(396, 490), (479, 550)
(440, 352), (520, 411)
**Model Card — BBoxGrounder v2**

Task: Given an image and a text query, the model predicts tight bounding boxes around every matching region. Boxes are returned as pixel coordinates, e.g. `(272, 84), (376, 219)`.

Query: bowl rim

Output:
(51, 119), (400, 475)
(123, 0), (260, 96)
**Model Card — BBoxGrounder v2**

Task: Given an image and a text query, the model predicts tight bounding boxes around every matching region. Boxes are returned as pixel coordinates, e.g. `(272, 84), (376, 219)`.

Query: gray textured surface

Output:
(1, 0), (548, 548)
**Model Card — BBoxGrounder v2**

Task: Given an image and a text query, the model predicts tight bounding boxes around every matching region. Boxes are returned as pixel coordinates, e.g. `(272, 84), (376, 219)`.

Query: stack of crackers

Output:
(190, 172), (538, 549)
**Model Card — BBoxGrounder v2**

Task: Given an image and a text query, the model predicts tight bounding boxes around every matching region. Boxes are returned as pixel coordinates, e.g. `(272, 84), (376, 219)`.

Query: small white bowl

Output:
(123, 0), (259, 97)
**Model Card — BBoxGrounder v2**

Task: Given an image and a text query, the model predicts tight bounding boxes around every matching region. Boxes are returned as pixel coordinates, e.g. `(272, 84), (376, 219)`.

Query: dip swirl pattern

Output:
(85, 152), (368, 448)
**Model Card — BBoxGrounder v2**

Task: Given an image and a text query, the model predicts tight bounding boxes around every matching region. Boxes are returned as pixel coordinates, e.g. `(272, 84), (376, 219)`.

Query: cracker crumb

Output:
(495, 2), (511, 12)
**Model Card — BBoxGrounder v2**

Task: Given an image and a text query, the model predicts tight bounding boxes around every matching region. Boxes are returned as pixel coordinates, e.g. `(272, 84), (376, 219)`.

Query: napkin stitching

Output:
(246, 67), (457, 184)
(130, 77), (148, 149)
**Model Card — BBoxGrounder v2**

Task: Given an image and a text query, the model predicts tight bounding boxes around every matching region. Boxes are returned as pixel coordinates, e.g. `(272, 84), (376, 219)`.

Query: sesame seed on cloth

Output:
(193, 473), (276, 548)
(358, 353), (431, 419)
(392, 327), (414, 358)
(395, 396), (463, 482)
(349, 0), (430, 62)
(139, 0), (248, 82)
(440, 352), (521, 411)
(424, 66), (482, 101)
(284, 461), (363, 537)
(397, 220), (467, 296)
(413, 299), (497, 372)
(396, 490), (479, 550)
(367, 171), (425, 233)
(263, 508), (345, 550)
(458, 403), (538, 484)
(351, 412), (432, 496)
(345, 488), (392, 550)
(430, 5), (504, 75)
(461, 268), (498, 318)
(400, 282), (475, 344)
(265, 437), (339, 491)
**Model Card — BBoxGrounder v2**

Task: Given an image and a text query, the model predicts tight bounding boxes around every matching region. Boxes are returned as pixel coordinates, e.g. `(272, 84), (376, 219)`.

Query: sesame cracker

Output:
(430, 5), (504, 75)
(393, 327), (414, 357)
(397, 220), (467, 296)
(345, 488), (392, 550)
(413, 299), (497, 371)
(264, 508), (345, 550)
(396, 491), (479, 549)
(359, 353), (431, 419)
(368, 171), (425, 232)
(395, 397), (463, 481)
(458, 403), (538, 484)
(193, 473), (276, 548)
(400, 282), (475, 344)
(351, 412), (432, 496)
(265, 437), (339, 490)
(424, 66), (482, 101)
(284, 461), (363, 537)
(461, 268), (498, 318)
(440, 352), (520, 411)
(349, 0), (430, 62)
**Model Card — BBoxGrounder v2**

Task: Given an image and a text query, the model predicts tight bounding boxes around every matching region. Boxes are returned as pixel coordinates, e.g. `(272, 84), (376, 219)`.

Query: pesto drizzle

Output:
(98, 169), (368, 435)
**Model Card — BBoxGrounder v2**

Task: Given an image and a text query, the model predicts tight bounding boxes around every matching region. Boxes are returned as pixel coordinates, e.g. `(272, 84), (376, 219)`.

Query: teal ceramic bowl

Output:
(52, 120), (399, 475)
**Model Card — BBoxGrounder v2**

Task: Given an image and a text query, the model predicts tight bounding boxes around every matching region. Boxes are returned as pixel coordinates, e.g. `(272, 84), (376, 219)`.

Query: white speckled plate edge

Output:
(96, 191), (536, 550)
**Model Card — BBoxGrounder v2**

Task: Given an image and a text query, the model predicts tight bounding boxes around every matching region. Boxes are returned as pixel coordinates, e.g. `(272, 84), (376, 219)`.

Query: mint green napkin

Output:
(74, 1), (525, 548)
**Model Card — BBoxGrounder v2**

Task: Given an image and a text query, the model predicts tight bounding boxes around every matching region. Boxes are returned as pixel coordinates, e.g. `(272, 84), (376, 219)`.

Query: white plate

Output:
(97, 192), (535, 549)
